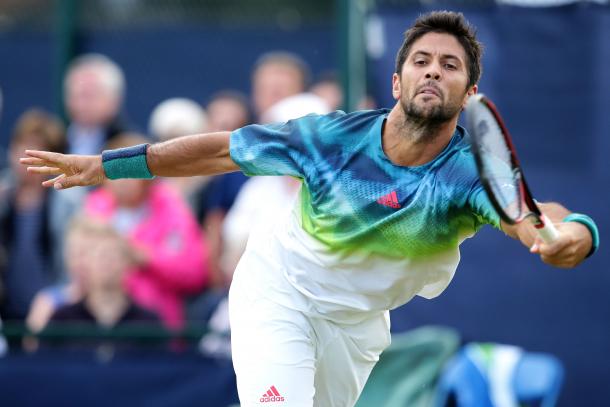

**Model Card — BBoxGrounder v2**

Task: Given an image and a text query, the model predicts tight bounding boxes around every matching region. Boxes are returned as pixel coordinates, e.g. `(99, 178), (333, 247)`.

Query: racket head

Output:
(465, 94), (539, 225)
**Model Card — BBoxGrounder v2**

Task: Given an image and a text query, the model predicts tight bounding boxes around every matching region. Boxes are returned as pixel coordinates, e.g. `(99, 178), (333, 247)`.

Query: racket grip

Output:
(535, 215), (559, 243)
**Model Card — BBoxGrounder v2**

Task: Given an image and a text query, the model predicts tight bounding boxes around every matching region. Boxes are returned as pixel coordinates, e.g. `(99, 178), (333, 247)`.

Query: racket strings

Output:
(470, 105), (523, 222)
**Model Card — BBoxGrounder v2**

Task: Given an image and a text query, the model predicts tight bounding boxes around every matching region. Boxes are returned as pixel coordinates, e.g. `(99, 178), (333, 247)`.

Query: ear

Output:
(392, 73), (401, 100)
(462, 84), (478, 109)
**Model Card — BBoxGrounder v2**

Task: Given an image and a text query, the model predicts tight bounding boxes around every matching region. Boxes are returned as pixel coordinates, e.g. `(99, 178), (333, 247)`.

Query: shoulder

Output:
(297, 109), (389, 149)
(39, 284), (72, 306)
(433, 126), (480, 185)
(244, 109), (387, 134)
(443, 126), (476, 163)
(313, 108), (389, 131)
(449, 125), (473, 153)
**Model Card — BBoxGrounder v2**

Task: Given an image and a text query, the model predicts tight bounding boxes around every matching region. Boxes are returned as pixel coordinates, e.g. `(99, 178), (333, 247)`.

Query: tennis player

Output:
(22, 11), (598, 407)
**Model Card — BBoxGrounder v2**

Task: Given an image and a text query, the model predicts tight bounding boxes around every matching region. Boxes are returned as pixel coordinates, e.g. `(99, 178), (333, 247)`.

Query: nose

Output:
(425, 60), (442, 81)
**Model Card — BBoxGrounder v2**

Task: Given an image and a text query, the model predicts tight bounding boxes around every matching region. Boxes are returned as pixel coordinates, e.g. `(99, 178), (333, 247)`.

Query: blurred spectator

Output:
(26, 215), (96, 335)
(310, 71), (343, 111)
(221, 93), (330, 277)
(0, 85), (5, 171)
(64, 53), (131, 156)
(0, 317), (7, 357)
(200, 53), (311, 288)
(0, 86), (6, 355)
(309, 71), (378, 112)
(205, 91), (250, 133)
(260, 92), (330, 124)
(251, 51), (311, 121)
(44, 218), (159, 352)
(199, 92), (329, 355)
(357, 94), (378, 111)
(149, 97), (207, 142)
(84, 133), (209, 330)
(0, 109), (78, 321)
(148, 97), (209, 207)
(197, 91), (251, 289)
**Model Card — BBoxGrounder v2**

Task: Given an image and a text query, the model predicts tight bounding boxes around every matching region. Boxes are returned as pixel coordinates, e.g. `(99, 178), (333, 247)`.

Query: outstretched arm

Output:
(148, 132), (238, 176)
(21, 131), (239, 190)
(501, 202), (594, 268)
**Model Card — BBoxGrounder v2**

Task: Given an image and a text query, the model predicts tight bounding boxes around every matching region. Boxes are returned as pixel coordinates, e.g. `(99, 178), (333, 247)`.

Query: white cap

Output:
(261, 92), (330, 124)
(149, 98), (207, 141)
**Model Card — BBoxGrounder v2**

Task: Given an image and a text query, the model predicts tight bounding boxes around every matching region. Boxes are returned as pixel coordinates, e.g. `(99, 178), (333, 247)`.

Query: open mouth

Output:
(418, 87), (441, 98)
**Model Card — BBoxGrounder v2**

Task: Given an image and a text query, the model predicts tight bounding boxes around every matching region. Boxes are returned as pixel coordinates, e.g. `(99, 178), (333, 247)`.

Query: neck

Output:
(382, 103), (458, 167)
(85, 289), (129, 328)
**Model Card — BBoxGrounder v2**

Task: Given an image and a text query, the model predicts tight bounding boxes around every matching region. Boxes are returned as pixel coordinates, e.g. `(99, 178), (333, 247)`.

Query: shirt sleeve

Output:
(469, 182), (501, 230)
(229, 114), (322, 178)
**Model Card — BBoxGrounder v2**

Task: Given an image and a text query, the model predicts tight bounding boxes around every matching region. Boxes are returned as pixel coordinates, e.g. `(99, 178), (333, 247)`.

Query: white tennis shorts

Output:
(229, 268), (391, 407)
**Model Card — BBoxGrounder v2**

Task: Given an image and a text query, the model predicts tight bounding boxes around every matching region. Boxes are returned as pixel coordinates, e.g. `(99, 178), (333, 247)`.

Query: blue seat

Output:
(434, 343), (564, 407)
(513, 353), (564, 407)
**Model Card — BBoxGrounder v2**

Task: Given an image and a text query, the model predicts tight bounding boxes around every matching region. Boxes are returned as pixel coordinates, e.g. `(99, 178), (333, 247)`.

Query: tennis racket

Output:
(464, 93), (558, 243)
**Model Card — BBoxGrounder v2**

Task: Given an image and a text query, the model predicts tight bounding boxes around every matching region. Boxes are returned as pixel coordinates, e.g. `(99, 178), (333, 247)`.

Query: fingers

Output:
(21, 151), (104, 190)
(529, 238), (541, 254)
(54, 174), (83, 190)
(21, 154), (67, 180)
(42, 174), (65, 189)
(20, 157), (50, 166)
(24, 150), (64, 164)
(27, 166), (63, 175)
(42, 174), (86, 190)
(538, 238), (569, 257)
(534, 233), (581, 268)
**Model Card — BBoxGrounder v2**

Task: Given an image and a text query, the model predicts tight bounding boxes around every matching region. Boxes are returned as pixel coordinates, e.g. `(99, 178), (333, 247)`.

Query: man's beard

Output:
(399, 91), (462, 143)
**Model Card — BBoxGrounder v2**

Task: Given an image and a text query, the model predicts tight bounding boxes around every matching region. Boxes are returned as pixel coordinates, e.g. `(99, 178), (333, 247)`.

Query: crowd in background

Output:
(0, 50), (374, 356)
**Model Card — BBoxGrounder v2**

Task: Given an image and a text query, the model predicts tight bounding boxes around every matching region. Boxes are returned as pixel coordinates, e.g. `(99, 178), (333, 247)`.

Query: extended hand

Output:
(20, 150), (105, 190)
(529, 221), (593, 268)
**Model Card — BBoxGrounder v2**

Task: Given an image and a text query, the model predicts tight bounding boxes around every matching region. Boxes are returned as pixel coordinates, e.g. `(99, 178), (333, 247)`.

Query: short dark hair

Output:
(395, 11), (483, 88)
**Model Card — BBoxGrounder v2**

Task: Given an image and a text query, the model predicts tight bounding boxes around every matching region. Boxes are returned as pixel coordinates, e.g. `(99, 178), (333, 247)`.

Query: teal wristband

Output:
(102, 143), (154, 180)
(562, 213), (599, 258)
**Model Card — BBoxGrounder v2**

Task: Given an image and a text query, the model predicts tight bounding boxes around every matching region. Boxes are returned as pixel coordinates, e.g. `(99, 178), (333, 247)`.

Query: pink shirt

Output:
(85, 181), (208, 329)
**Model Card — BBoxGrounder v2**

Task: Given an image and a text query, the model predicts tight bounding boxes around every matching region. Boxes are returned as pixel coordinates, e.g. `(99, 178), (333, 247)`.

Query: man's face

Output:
(65, 232), (94, 289)
(207, 98), (249, 132)
(252, 63), (304, 119)
(86, 236), (130, 291)
(392, 32), (475, 124)
(66, 67), (120, 126)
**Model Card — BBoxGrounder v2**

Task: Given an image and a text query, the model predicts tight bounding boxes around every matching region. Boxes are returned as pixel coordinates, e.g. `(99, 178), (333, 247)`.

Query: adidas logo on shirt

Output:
(377, 191), (401, 209)
(260, 385), (285, 403)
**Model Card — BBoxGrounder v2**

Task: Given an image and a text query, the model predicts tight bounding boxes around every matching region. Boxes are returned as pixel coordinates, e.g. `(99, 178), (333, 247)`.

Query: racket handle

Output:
(534, 214), (559, 243)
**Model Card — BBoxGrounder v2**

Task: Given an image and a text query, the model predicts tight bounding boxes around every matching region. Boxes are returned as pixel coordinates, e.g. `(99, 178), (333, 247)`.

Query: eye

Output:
(444, 63), (457, 70)
(414, 60), (427, 66)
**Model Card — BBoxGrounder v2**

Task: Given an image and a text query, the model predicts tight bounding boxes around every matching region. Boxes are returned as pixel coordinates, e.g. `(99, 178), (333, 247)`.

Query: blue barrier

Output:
(0, 350), (239, 407)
